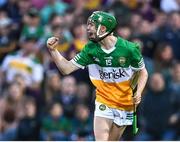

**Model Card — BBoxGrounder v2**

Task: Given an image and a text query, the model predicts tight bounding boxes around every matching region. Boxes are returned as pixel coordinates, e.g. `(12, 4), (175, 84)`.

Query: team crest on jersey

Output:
(119, 57), (126, 66)
(99, 104), (106, 111)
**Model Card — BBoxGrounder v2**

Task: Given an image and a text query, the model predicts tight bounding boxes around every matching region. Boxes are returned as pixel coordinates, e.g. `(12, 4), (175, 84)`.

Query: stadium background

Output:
(0, 0), (179, 140)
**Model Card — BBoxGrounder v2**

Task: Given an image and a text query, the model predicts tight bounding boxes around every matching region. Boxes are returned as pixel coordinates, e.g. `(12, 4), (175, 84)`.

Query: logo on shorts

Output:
(99, 104), (106, 111)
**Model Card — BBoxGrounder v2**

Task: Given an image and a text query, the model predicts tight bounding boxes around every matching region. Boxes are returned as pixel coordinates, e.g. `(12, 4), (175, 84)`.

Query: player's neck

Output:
(99, 35), (117, 50)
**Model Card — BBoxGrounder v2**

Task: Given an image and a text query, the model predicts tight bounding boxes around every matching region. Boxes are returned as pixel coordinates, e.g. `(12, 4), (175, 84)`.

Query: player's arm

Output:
(134, 67), (148, 105)
(130, 43), (148, 105)
(47, 37), (79, 75)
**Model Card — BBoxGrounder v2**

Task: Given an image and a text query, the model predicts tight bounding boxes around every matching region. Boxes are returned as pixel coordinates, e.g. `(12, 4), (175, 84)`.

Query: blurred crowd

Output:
(0, 0), (179, 141)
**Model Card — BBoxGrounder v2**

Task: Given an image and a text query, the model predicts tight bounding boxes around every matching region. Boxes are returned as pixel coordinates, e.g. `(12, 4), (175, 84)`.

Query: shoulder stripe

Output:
(71, 59), (85, 69)
(131, 64), (145, 71)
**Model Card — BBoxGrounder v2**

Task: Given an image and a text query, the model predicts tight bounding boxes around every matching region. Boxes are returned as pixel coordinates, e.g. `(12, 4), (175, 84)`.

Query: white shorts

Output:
(94, 101), (133, 126)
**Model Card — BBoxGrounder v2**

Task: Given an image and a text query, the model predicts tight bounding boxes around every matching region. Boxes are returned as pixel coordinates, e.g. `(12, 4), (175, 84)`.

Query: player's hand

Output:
(133, 93), (141, 106)
(47, 37), (59, 50)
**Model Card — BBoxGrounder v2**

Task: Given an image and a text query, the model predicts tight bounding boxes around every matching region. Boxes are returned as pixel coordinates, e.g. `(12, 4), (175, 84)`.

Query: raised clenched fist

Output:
(47, 37), (59, 50)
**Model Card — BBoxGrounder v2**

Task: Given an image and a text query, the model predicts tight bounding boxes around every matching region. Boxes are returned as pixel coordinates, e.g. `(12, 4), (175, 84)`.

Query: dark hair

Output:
(28, 8), (39, 17)
(49, 13), (60, 23)
(3, 106), (16, 124)
(154, 42), (172, 61)
(23, 36), (38, 42)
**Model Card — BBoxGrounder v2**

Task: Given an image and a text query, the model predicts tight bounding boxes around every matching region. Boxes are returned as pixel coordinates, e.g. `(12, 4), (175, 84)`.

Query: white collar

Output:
(101, 46), (116, 54)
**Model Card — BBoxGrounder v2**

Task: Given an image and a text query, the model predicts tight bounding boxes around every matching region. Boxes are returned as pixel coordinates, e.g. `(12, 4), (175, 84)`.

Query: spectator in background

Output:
(130, 13), (143, 36)
(71, 104), (93, 141)
(0, 106), (17, 141)
(0, 10), (17, 63)
(62, 6), (87, 30)
(136, 73), (175, 140)
(106, 0), (132, 25)
(169, 62), (180, 139)
(3, 81), (24, 108)
(116, 25), (132, 40)
(17, 0), (32, 15)
(68, 22), (87, 59)
(138, 0), (155, 22)
(0, 81), (26, 124)
(1, 0), (21, 31)
(66, 0), (88, 22)
(44, 70), (61, 105)
(162, 11), (180, 60)
(153, 42), (175, 78)
(0, 80), (27, 139)
(40, 0), (69, 25)
(56, 76), (78, 118)
(136, 19), (157, 58)
(16, 97), (41, 140)
(169, 62), (180, 95)
(76, 82), (91, 106)
(13, 74), (26, 93)
(152, 11), (168, 42)
(41, 102), (72, 140)
(0, 37), (43, 90)
(153, 10), (168, 31)
(1, 0), (36, 41)
(20, 8), (45, 51)
(76, 82), (94, 112)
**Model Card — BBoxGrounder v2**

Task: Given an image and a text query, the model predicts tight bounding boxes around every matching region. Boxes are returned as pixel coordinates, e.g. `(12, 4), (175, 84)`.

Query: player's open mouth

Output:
(87, 32), (94, 37)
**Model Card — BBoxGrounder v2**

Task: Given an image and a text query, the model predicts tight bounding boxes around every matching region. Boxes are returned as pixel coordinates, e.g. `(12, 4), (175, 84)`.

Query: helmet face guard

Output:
(88, 11), (117, 42)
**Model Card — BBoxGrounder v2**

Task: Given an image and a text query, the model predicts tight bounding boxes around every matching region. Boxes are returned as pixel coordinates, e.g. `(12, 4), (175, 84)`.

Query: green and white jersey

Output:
(71, 37), (145, 111)
(1, 51), (44, 86)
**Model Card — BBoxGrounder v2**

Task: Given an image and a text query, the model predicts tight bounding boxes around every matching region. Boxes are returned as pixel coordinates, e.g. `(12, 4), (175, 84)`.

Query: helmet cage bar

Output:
(96, 24), (109, 38)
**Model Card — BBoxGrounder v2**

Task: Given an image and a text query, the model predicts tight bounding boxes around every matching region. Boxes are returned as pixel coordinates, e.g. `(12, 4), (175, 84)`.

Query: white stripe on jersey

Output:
(71, 59), (85, 69)
(131, 64), (145, 71)
(76, 54), (80, 59)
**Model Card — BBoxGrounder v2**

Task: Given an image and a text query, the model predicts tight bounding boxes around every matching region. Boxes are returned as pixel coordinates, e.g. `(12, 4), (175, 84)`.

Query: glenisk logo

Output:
(99, 69), (125, 80)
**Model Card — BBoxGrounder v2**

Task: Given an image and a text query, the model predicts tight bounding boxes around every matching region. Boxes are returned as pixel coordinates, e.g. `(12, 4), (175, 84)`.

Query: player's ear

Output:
(101, 25), (107, 33)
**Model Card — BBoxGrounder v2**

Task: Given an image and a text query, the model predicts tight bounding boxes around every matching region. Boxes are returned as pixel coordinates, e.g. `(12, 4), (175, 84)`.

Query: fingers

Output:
(47, 37), (59, 45)
(133, 94), (141, 105)
(47, 37), (59, 50)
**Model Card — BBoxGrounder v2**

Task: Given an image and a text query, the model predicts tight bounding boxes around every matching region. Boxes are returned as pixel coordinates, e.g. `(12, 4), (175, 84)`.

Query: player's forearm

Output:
(49, 49), (74, 75)
(137, 68), (148, 95)
(47, 37), (79, 74)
